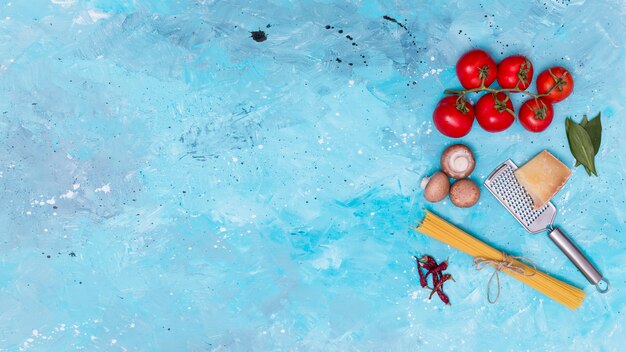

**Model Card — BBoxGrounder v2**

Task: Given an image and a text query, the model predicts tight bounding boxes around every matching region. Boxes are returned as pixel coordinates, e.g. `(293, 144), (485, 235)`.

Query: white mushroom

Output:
(440, 144), (476, 179)
(421, 171), (450, 203)
(449, 179), (480, 208)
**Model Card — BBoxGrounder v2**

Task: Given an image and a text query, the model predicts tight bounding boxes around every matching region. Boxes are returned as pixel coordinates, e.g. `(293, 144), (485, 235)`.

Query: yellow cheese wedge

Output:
(514, 150), (572, 209)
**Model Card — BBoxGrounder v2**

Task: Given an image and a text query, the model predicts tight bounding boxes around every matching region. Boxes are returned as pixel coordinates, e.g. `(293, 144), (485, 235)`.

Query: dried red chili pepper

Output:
(436, 288), (450, 305)
(419, 255), (437, 270)
(425, 259), (448, 280)
(413, 254), (454, 304)
(431, 267), (440, 288)
(429, 274), (455, 300)
(433, 259), (448, 273)
(413, 256), (429, 288)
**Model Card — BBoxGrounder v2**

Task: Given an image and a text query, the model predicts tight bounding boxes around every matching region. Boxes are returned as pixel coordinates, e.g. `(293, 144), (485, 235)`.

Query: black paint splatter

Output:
(383, 15), (425, 53)
(324, 25), (364, 67)
(383, 15), (407, 30)
(250, 30), (267, 42)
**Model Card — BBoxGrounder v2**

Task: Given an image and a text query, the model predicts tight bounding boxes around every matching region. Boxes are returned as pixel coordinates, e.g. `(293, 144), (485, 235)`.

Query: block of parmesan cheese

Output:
(514, 150), (572, 209)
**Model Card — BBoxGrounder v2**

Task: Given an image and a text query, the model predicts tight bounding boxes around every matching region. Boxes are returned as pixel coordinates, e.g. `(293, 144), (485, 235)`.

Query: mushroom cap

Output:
(422, 171), (450, 203)
(449, 179), (480, 208)
(441, 144), (476, 179)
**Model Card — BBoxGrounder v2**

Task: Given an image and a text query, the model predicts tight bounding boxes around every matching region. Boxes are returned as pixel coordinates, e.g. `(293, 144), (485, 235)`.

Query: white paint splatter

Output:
(73, 9), (111, 25)
(60, 190), (76, 199)
(311, 245), (342, 270)
(95, 184), (111, 193)
(88, 10), (110, 21)
(51, 0), (76, 8)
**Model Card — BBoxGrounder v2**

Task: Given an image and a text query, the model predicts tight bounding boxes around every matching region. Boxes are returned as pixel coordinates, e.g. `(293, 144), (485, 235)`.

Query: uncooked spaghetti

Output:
(414, 210), (585, 310)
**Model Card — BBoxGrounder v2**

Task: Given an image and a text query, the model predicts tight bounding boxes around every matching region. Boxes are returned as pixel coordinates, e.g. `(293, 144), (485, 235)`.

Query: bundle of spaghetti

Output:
(414, 210), (585, 310)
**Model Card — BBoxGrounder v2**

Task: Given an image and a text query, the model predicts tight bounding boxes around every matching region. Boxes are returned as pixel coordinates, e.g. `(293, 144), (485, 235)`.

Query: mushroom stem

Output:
(420, 177), (431, 190)
(422, 171), (450, 203)
(440, 144), (476, 179)
(451, 155), (470, 173)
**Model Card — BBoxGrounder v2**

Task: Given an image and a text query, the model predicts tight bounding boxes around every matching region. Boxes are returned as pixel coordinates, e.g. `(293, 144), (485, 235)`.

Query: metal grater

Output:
(484, 160), (556, 233)
(485, 159), (609, 293)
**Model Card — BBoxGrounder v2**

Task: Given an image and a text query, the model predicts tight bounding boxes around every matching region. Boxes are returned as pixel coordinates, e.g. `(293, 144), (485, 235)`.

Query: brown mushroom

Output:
(449, 179), (480, 208)
(440, 144), (476, 179)
(421, 171), (450, 203)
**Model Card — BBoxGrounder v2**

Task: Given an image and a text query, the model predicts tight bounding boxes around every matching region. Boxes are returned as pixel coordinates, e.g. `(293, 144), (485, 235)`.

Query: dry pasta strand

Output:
(414, 210), (585, 310)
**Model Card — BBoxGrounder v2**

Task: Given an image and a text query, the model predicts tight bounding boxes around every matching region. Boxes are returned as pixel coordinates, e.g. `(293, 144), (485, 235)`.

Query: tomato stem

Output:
(443, 86), (544, 99)
(543, 68), (569, 95)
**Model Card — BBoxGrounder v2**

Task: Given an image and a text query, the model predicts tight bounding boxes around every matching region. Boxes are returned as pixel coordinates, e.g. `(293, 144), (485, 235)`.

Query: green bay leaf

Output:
(580, 115), (588, 127)
(575, 113), (602, 168)
(566, 118), (585, 168)
(585, 113), (602, 155)
(566, 121), (597, 176)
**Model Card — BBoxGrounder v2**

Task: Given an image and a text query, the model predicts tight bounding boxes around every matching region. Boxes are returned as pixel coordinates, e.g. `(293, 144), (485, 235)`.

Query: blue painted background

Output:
(1, 0), (624, 350)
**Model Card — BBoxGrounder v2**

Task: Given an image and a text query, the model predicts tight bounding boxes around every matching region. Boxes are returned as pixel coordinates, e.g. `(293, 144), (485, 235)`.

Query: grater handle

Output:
(548, 227), (609, 293)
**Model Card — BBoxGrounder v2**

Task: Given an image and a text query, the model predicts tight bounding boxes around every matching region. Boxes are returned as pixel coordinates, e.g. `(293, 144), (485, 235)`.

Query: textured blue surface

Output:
(1, 0), (625, 351)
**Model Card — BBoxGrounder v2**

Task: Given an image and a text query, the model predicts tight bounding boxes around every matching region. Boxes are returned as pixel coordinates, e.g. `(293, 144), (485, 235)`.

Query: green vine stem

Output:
(443, 86), (544, 99)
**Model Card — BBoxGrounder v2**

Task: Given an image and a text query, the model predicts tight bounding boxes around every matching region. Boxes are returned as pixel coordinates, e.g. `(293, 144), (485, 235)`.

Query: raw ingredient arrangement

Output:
(1, 1), (624, 351)
(416, 48), (610, 309)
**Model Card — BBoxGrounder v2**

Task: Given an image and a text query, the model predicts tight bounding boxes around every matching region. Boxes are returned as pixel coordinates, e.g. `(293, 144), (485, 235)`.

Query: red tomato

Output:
(475, 92), (515, 132)
(497, 55), (533, 89)
(536, 67), (574, 102)
(456, 49), (497, 89)
(518, 98), (554, 132)
(432, 96), (475, 138)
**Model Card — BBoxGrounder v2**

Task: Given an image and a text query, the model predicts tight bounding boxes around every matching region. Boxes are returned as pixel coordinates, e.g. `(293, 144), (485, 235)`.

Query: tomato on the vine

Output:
(456, 49), (497, 89)
(497, 55), (533, 89)
(475, 92), (515, 132)
(536, 66), (574, 102)
(432, 96), (475, 138)
(518, 98), (554, 132)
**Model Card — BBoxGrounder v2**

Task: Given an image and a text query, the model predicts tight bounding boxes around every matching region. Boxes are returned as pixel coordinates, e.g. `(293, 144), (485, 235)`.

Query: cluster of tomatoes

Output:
(433, 49), (574, 138)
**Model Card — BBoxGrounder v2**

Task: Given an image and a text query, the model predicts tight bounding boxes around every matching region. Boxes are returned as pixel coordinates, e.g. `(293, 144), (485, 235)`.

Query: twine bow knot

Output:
(473, 252), (537, 304)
